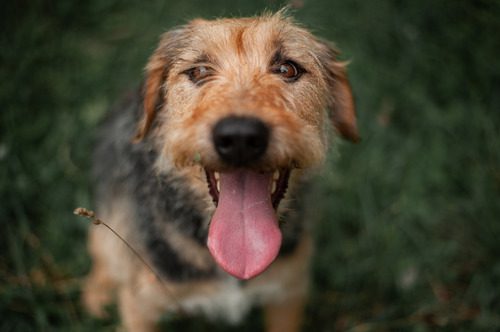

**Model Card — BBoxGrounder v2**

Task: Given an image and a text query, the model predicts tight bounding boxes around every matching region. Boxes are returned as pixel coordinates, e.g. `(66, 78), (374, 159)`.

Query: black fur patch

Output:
(130, 145), (216, 281)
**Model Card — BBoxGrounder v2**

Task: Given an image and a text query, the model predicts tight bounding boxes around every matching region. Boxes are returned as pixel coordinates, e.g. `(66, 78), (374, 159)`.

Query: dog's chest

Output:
(177, 277), (284, 324)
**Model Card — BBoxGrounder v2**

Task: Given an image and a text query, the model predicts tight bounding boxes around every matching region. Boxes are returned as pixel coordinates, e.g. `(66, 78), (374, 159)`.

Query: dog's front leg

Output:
(262, 235), (312, 332)
(264, 295), (306, 332)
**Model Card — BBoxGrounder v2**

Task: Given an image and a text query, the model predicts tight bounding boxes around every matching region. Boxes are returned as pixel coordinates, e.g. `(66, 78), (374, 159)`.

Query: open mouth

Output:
(204, 168), (291, 280)
(205, 168), (290, 209)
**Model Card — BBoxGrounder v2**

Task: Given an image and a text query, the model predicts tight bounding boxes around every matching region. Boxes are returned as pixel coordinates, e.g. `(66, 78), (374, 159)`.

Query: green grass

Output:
(1, 0), (499, 331)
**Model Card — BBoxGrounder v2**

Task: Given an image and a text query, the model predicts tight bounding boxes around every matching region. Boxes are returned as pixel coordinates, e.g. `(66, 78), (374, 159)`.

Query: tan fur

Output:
(85, 11), (357, 331)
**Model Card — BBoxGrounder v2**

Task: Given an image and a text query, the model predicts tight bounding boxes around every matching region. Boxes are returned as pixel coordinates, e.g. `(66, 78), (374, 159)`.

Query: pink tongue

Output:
(207, 170), (282, 279)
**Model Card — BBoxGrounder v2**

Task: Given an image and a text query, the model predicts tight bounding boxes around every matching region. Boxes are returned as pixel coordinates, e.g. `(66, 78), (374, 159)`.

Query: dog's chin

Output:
(203, 167), (290, 280)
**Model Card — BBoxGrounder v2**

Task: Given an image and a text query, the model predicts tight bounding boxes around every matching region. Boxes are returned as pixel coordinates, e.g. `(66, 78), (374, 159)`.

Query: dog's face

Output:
(135, 13), (358, 280)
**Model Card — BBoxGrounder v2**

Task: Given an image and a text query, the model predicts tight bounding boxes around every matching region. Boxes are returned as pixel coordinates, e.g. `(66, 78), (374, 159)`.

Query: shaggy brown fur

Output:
(84, 11), (358, 331)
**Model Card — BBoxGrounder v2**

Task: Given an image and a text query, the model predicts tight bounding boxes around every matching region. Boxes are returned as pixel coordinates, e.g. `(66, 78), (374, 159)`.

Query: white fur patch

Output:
(178, 277), (284, 324)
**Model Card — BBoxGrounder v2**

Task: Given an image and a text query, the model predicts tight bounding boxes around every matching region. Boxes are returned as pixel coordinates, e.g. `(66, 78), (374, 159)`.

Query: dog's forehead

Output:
(180, 17), (320, 64)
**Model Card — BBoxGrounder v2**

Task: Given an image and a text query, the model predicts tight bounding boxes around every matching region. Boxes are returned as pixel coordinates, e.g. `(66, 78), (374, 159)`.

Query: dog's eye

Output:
(186, 66), (213, 84)
(273, 61), (303, 82)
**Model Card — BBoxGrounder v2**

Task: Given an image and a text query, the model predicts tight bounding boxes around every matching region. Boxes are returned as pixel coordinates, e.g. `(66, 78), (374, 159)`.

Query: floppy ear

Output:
(133, 28), (188, 142)
(133, 54), (167, 141)
(321, 43), (360, 142)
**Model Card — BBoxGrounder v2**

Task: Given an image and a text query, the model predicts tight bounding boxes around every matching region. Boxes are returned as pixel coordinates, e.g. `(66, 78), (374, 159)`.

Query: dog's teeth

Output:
(271, 181), (277, 194)
(273, 171), (280, 180)
(214, 172), (221, 192)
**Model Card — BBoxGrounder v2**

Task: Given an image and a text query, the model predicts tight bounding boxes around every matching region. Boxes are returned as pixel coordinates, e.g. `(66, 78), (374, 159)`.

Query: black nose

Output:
(212, 116), (270, 166)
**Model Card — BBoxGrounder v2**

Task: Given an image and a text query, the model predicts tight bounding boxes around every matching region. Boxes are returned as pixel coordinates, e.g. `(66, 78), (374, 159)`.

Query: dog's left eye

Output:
(186, 66), (214, 84)
(272, 61), (303, 82)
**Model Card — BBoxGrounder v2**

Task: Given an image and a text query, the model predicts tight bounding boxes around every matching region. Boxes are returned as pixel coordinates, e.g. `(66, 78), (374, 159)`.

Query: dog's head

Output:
(134, 12), (358, 279)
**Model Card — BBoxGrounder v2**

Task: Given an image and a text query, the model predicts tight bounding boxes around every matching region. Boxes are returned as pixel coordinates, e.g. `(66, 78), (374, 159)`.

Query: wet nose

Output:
(212, 116), (270, 166)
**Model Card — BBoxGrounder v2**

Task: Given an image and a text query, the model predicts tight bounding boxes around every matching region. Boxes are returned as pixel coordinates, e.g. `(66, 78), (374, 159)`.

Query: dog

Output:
(83, 11), (358, 331)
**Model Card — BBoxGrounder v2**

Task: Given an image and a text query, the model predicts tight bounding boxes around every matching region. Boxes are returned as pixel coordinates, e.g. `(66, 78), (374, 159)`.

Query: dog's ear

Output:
(134, 27), (188, 142)
(320, 42), (360, 143)
(133, 53), (166, 141)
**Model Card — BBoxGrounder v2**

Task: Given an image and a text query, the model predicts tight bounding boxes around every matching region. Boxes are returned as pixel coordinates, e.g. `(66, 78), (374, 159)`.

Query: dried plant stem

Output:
(74, 207), (182, 312)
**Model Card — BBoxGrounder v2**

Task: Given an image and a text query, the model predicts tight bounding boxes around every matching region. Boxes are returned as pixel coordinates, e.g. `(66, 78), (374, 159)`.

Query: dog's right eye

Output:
(185, 66), (214, 84)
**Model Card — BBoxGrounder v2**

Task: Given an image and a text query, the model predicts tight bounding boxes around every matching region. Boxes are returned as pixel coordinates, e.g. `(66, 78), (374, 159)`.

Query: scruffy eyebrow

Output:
(192, 53), (211, 64)
(269, 47), (284, 66)
(178, 52), (212, 66)
(183, 52), (221, 69)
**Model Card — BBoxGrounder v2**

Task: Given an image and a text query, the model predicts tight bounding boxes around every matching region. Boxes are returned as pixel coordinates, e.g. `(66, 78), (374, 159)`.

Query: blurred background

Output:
(1, 0), (499, 331)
